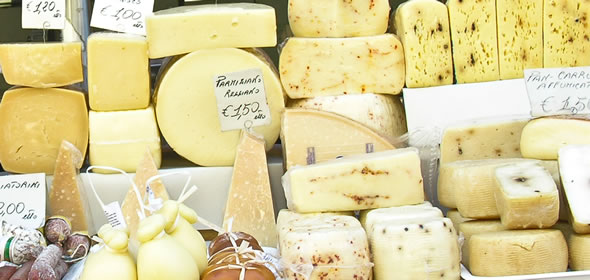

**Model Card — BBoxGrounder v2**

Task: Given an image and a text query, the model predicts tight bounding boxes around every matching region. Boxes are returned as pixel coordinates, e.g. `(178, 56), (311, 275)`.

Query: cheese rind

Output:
(279, 35), (405, 98)
(544, 0), (590, 67)
(521, 117), (590, 160)
(558, 145), (590, 234)
(569, 233), (590, 270)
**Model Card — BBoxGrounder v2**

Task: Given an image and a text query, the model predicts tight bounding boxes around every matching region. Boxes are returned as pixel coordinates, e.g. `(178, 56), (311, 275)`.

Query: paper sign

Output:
(90, 0), (154, 35)
(525, 67), (590, 117)
(214, 68), (272, 131)
(22, 0), (66, 30)
(0, 173), (46, 229)
(103, 201), (127, 230)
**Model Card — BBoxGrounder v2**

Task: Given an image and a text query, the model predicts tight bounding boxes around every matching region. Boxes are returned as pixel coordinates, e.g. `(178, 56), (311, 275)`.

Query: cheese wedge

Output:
(458, 220), (506, 268)
(544, 0), (590, 67)
(279, 34), (405, 98)
(521, 117), (590, 160)
(569, 233), (590, 270)
(360, 203), (442, 237)
(558, 145), (590, 234)
(445, 209), (472, 229)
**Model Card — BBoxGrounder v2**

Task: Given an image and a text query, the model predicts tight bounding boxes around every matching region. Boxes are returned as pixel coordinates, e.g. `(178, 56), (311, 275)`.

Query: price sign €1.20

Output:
(22, 0), (65, 30)
(0, 173), (46, 229)
(91, 0), (154, 35)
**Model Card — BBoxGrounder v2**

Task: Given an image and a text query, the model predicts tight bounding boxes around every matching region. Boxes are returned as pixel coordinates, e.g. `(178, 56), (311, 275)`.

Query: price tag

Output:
(90, 0), (154, 35)
(22, 0), (65, 30)
(214, 68), (272, 131)
(103, 201), (127, 230)
(0, 173), (46, 229)
(524, 67), (590, 117)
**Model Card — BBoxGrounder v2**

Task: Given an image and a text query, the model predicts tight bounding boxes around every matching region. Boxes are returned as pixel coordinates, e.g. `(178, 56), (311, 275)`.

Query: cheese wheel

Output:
(521, 117), (590, 160)
(155, 48), (285, 166)
(458, 220), (505, 268)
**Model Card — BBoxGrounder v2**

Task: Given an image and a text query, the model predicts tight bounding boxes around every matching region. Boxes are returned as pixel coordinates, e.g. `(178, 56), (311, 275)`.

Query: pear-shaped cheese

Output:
(80, 224), (136, 280)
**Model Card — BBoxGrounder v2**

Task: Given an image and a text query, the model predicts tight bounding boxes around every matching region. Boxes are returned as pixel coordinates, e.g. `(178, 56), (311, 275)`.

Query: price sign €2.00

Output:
(91, 0), (154, 35)
(0, 173), (46, 229)
(22, 0), (65, 30)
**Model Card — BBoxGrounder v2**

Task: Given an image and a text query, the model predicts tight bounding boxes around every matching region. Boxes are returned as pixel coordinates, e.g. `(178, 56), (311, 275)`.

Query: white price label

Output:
(90, 0), (154, 35)
(103, 201), (127, 230)
(525, 67), (590, 117)
(22, 0), (65, 30)
(0, 173), (46, 229)
(214, 68), (272, 131)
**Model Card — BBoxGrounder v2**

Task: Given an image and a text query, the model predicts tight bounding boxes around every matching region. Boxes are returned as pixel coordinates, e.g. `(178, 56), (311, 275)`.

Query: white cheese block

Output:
(155, 48), (285, 166)
(359, 201), (432, 227)
(276, 210), (354, 241)
(279, 35), (405, 99)
(569, 233), (590, 270)
(146, 3), (277, 58)
(544, 0), (590, 67)
(288, 94), (407, 141)
(360, 203), (442, 237)
(558, 145), (590, 234)
(282, 148), (424, 213)
(458, 220), (506, 268)
(521, 117), (590, 160)
(394, 0), (454, 88)
(468, 230), (568, 276)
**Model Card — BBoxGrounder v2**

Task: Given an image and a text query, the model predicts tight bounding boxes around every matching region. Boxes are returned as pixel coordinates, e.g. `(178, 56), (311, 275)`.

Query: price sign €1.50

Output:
(22, 0), (65, 30)
(91, 0), (154, 35)
(0, 173), (46, 229)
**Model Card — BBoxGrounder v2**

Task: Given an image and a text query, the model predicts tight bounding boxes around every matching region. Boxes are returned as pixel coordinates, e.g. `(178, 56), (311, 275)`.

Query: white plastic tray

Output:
(461, 265), (590, 280)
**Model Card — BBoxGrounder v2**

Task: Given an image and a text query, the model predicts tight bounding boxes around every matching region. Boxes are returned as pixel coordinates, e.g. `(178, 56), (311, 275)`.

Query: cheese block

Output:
(393, 0), (454, 88)
(544, 0), (590, 67)
(0, 42), (83, 88)
(282, 148), (424, 213)
(358, 201), (433, 227)
(447, 0), (500, 83)
(494, 162), (559, 229)
(521, 117), (590, 160)
(278, 215), (372, 280)
(440, 117), (529, 164)
(89, 106), (161, 173)
(48, 141), (93, 233)
(445, 209), (472, 229)
(279, 35), (405, 98)
(276, 210), (354, 241)
(0, 87), (88, 174)
(458, 220), (506, 268)
(438, 163), (460, 208)
(155, 48), (284, 166)
(288, 94), (407, 141)
(558, 145), (590, 234)
(88, 32), (150, 111)
(496, 0), (543, 79)
(287, 0), (390, 37)
(222, 130), (277, 247)
(540, 160), (570, 221)
(468, 230), (568, 276)
(569, 233), (590, 270)
(360, 203), (441, 237)
(371, 217), (460, 280)
(281, 109), (395, 170)
(146, 3), (277, 58)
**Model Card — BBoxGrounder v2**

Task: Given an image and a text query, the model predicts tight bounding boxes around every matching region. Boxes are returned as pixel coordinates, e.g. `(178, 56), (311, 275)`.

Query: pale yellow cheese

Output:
(569, 233), (590, 270)
(544, 0), (590, 67)
(0, 87), (88, 174)
(279, 34), (405, 98)
(276, 210), (353, 241)
(521, 117), (590, 160)
(222, 130), (277, 247)
(437, 163), (460, 208)
(0, 42), (82, 88)
(155, 48), (285, 166)
(89, 106), (161, 173)
(88, 32), (150, 111)
(360, 203), (442, 238)
(358, 201), (433, 228)
(288, 0), (390, 37)
(394, 0), (454, 87)
(281, 109), (395, 170)
(558, 145), (590, 234)
(445, 209), (472, 229)
(146, 3), (277, 58)
(458, 220), (505, 268)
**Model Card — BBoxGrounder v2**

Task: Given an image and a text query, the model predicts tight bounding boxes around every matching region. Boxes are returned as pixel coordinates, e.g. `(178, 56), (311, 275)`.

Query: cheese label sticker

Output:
(103, 201), (127, 230)
(22, 0), (66, 30)
(90, 0), (154, 35)
(525, 67), (590, 117)
(213, 68), (272, 132)
(0, 173), (46, 229)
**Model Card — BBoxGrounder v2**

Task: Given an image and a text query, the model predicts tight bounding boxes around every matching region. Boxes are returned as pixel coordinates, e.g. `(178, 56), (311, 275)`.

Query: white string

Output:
(85, 166), (140, 212)
(145, 171), (192, 202)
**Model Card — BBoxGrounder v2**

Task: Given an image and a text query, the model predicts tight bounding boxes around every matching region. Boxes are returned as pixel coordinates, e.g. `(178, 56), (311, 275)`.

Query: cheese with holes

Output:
(288, 0), (390, 37)
(521, 117), (590, 160)
(440, 117), (528, 163)
(88, 32), (150, 111)
(458, 220), (506, 268)
(0, 87), (88, 174)
(558, 145), (590, 234)
(288, 94), (407, 141)
(446, 209), (472, 229)
(393, 0), (453, 87)
(282, 148), (424, 213)
(281, 109), (395, 170)
(222, 130), (277, 247)
(372, 217), (460, 280)
(544, 0), (590, 67)
(0, 42), (82, 88)
(469, 230), (568, 276)
(48, 140), (93, 233)
(146, 3), (277, 58)
(360, 203), (441, 236)
(569, 233), (590, 270)
(89, 106), (161, 173)
(279, 35), (405, 98)
(155, 48), (284, 166)
(447, 0), (499, 83)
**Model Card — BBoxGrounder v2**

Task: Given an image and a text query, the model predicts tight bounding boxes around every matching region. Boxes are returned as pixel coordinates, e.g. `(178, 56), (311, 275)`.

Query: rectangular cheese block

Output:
(458, 220), (506, 268)
(288, 0), (390, 37)
(88, 32), (150, 111)
(146, 3), (277, 58)
(496, 0), (543, 79)
(371, 217), (460, 280)
(558, 145), (590, 234)
(0, 87), (88, 174)
(282, 148), (425, 213)
(393, 0), (454, 88)
(447, 0), (500, 83)
(89, 106), (161, 173)
(544, 0), (590, 67)
(0, 42), (83, 88)
(279, 34), (405, 98)
(469, 230), (568, 276)
(360, 202), (441, 236)
(521, 117), (590, 160)
(222, 131), (277, 247)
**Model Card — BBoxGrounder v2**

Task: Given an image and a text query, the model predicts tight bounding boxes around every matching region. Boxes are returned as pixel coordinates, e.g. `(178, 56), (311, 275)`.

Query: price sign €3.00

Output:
(91, 0), (154, 35)
(22, 0), (65, 30)
(0, 173), (46, 229)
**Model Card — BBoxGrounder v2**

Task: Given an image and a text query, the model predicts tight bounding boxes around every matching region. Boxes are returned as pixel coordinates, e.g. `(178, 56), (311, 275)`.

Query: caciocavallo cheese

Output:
(544, 0), (590, 67)
(521, 117), (590, 160)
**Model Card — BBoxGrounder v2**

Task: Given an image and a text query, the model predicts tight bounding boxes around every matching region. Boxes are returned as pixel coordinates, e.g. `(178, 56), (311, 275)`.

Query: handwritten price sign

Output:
(0, 173), (46, 229)
(91, 0), (154, 35)
(22, 0), (65, 30)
